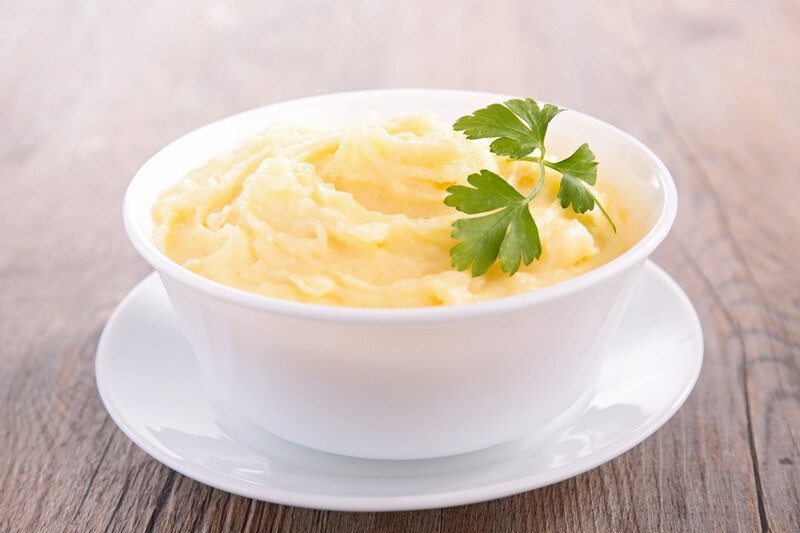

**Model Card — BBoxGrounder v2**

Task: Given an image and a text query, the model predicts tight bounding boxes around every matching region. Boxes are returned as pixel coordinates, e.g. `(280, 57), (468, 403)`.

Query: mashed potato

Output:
(153, 112), (633, 307)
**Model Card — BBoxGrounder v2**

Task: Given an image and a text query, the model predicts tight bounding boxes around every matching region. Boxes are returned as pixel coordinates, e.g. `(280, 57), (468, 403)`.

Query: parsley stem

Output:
(519, 153), (617, 234)
(525, 155), (547, 202)
(586, 188), (618, 233)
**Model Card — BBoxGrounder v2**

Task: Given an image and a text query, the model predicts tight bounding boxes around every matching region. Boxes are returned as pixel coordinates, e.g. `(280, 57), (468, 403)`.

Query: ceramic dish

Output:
(95, 262), (702, 510)
(123, 90), (678, 459)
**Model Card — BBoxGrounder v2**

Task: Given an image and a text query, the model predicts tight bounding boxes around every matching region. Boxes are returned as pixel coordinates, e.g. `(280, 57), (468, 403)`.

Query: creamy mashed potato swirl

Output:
(153, 112), (632, 307)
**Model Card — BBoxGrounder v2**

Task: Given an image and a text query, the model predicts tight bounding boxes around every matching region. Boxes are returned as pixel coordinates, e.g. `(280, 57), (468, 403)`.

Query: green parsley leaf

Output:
(489, 138), (533, 158)
(547, 144), (617, 231)
(444, 169), (526, 214)
(446, 170), (541, 276)
(498, 205), (540, 275)
(545, 143), (597, 185)
(453, 98), (564, 155)
(504, 98), (564, 150)
(548, 143), (598, 213)
(448, 97), (616, 277)
(557, 174), (596, 213)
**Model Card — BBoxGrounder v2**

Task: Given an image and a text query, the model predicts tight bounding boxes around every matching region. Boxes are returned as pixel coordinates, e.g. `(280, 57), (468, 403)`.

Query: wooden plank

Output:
(617, 2), (800, 530)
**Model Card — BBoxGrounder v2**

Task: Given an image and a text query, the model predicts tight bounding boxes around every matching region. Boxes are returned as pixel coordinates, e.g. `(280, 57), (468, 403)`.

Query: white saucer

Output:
(96, 261), (702, 511)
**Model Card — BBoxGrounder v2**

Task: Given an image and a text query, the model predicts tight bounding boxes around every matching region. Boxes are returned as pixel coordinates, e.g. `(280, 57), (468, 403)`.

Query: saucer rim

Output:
(95, 260), (703, 511)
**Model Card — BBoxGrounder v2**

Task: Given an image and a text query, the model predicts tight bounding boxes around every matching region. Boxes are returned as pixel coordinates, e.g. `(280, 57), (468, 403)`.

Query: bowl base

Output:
(209, 384), (596, 462)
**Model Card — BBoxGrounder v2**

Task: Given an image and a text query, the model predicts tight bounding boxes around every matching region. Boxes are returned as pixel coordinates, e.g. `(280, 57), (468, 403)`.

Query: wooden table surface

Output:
(2, 0), (799, 531)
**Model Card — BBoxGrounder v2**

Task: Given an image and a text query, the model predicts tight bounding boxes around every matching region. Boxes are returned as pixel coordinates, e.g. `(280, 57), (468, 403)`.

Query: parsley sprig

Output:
(445, 98), (616, 276)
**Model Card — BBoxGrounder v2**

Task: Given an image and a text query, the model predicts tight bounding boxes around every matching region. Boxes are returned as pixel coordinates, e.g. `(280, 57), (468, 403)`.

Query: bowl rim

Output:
(123, 88), (678, 323)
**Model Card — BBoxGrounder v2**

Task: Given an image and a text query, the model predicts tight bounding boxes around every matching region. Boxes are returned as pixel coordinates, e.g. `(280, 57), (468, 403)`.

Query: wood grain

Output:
(1, 0), (798, 531)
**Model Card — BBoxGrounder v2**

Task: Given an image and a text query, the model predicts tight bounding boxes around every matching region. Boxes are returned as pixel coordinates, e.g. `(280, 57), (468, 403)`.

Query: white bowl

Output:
(123, 89), (677, 460)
